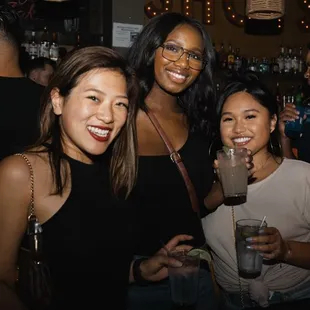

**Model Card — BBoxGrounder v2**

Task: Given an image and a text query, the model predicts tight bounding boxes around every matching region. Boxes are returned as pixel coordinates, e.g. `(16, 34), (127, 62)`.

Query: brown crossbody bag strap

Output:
(146, 109), (200, 216)
(146, 110), (221, 297)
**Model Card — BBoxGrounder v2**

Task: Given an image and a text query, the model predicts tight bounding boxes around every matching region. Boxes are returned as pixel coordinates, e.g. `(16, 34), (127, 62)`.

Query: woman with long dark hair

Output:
(0, 46), (193, 310)
(127, 12), (218, 310)
(202, 78), (310, 309)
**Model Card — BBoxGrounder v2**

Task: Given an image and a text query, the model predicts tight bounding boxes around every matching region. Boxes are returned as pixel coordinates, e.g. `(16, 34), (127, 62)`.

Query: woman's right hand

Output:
(278, 103), (299, 138)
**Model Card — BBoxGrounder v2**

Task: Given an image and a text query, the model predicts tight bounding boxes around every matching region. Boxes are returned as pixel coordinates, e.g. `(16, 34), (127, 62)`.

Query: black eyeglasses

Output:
(160, 43), (206, 70)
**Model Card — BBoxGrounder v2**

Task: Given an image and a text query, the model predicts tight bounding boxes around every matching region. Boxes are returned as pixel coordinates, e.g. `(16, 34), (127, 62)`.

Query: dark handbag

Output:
(15, 153), (52, 310)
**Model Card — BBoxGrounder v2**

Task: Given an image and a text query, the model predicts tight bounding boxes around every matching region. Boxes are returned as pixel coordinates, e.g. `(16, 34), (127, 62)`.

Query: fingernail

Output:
(246, 245), (253, 250)
(172, 260), (183, 267)
(246, 237), (253, 242)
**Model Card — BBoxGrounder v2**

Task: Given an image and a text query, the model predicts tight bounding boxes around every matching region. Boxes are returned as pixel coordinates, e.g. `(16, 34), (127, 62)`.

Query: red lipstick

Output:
(87, 126), (111, 142)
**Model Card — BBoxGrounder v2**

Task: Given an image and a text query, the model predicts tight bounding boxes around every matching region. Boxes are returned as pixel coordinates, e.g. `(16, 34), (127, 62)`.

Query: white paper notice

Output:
(112, 22), (143, 48)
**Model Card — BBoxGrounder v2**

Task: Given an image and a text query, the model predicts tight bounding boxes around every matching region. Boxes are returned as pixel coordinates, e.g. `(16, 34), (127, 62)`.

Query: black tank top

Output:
(131, 133), (214, 256)
(41, 155), (135, 309)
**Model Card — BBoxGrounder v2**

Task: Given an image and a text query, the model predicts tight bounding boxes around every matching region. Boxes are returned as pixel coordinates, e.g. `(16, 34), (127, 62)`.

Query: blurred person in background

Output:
(0, 4), (44, 160)
(279, 43), (310, 163)
(26, 57), (56, 87)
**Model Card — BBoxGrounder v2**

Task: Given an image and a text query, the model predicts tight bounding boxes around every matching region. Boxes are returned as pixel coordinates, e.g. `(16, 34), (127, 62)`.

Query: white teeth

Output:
(87, 126), (109, 137)
(233, 137), (251, 143)
(167, 71), (187, 80)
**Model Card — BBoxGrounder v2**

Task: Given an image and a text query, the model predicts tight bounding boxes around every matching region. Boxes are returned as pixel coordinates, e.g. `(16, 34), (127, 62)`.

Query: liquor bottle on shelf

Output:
(49, 32), (59, 62)
(276, 45), (285, 74)
(234, 48), (242, 72)
(271, 58), (279, 74)
(291, 47), (299, 75)
(248, 57), (258, 72)
(285, 85), (304, 139)
(39, 26), (50, 58)
(227, 44), (235, 71)
(28, 31), (38, 60)
(298, 46), (304, 74)
(284, 47), (292, 75)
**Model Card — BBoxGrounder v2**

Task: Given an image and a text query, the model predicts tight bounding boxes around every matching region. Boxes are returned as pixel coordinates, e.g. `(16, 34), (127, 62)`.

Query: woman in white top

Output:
(202, 78), (310, 309)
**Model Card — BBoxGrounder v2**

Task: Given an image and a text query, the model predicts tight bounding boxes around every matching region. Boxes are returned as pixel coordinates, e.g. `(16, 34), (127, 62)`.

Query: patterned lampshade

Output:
(246, 0), (285, 19)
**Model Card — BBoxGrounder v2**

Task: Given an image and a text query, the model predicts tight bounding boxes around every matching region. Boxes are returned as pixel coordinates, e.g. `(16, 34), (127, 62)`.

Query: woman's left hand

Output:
(247, 227), (288, 260)
(140, 234), (193, 282)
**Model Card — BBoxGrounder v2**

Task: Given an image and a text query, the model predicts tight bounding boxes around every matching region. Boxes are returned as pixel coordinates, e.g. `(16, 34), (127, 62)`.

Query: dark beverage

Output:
(224, 195), (247, 206)
(239, 269), (261, 279)
(171, 302), (196, 310)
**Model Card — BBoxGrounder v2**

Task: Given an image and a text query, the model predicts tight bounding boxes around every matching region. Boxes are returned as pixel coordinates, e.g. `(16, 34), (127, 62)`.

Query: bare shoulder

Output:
(0, 152), (48, 186)
(0, 155), (32, 184)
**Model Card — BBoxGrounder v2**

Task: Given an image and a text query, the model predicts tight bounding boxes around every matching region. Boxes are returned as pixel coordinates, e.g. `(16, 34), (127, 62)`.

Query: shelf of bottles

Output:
(215, 43), (305, 76)
(21, 27), (81, 63)
(214, 42), (308, 113)
(214, 43), (306, 98)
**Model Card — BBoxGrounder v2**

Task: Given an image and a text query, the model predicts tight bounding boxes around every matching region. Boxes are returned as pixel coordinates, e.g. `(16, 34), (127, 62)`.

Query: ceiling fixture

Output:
(246, 0), (285, 19)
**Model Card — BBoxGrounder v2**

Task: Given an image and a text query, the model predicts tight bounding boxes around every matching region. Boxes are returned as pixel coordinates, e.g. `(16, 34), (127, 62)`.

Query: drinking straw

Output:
(259, 216), (267, 229)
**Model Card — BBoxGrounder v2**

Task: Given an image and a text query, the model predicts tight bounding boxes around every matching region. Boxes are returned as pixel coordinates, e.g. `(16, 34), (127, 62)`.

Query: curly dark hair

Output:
(127, 12), (216, 137)
(0, 4), (23, 48)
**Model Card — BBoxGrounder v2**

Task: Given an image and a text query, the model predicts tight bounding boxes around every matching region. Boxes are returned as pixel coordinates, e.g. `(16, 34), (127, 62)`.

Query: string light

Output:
(222, 0), (245, 27)
(182, 0), (193, 17)
(277, 18), (284, 29)
(144, 0), (173, 19)
(300, 18), (310, 31)
(202, 0), (214, 25)
(298, 0), (310, 32)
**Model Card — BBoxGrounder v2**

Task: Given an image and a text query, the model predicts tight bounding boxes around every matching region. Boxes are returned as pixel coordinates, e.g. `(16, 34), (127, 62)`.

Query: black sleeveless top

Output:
(131, 133), (214, 256)
(41, 156), (135, 309)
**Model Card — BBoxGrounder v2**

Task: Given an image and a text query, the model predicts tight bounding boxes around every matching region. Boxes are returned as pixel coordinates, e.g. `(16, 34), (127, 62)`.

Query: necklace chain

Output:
(231, 206), (245, 309)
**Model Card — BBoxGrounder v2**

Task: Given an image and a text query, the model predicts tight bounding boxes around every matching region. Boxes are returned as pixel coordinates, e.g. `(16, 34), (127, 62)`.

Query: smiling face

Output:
(220, 92), (277, 159)
(51, 68), (129, 163)
(153, 23), (204, 94)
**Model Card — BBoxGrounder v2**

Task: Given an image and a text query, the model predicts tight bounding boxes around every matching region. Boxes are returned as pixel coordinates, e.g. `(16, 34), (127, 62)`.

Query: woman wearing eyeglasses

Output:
(126, 12), (217, 310)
